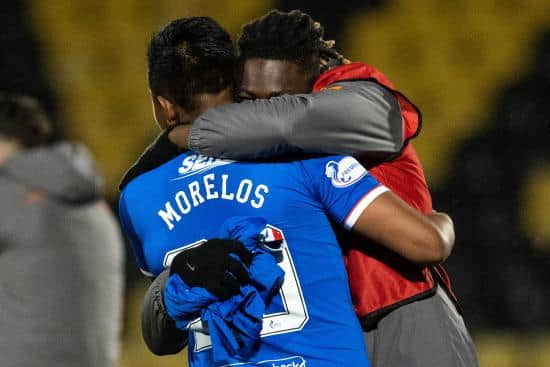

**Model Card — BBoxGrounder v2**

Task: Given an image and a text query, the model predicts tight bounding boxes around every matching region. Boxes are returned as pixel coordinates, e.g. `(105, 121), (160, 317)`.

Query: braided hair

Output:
(238, 10), (349, 80)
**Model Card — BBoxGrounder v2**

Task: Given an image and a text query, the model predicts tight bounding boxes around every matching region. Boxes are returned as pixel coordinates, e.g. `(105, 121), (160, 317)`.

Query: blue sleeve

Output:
(301, 156), (388, 230)
(118, 190), (151, 276)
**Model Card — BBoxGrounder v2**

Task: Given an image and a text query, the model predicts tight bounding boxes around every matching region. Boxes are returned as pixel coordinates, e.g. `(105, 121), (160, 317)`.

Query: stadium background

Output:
(2, 0), (549, 366)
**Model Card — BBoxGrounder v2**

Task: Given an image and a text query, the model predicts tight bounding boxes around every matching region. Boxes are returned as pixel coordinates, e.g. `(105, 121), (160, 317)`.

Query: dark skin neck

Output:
(153, 88), (233, 130)
(188, 89), (234, 121)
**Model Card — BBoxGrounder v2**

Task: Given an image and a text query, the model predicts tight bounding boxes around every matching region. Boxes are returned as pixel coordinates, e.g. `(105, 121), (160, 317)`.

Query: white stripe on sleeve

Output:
(343, 185), (390, 230)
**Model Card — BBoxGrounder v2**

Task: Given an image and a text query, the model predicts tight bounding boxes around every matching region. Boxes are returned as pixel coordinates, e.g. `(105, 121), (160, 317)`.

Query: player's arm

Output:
(142, 270), (189, 355)
(352, 192), (454, 264)
(171, 81), (402, 159)
(306, 156), (454, 265)
(120, 80), (401, 183)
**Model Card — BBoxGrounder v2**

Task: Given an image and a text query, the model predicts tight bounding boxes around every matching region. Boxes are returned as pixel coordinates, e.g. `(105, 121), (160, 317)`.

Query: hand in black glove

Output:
(170, 239), (254, 300)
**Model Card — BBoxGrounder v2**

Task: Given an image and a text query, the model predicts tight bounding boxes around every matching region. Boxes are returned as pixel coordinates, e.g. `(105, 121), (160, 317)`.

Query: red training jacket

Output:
(313, 62), (458, 329)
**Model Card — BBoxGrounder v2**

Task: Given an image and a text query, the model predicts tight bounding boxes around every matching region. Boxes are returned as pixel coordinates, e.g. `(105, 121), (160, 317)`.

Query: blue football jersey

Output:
(119, 152), (388, 367)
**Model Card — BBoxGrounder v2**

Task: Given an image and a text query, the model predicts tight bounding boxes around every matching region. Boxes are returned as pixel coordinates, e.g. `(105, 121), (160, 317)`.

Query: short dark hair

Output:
(238, 10), (344, 79)
(0, 93), (52, 148)
(147, 17), (235, 112)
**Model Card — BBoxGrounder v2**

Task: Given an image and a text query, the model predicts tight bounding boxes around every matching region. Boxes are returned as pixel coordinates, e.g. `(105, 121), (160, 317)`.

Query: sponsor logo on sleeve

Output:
(324, 157), (367, 188)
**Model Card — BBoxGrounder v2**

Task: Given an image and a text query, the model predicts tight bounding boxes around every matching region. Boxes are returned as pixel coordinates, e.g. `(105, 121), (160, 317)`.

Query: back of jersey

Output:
(120, 152), (386, 367)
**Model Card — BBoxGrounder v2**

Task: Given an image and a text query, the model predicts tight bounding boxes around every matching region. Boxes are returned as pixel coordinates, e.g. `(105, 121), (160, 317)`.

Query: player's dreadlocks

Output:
(238, 10), (349, 80)
(147, 17), (235, 112)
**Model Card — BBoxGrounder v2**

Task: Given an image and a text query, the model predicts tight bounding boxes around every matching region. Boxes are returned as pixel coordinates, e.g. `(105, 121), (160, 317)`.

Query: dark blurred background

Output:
(2, 0), (549, 365)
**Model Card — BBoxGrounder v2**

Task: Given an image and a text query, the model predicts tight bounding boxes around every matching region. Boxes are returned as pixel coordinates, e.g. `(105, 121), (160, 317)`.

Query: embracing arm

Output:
(141, 270), (188, 355)
(353, 192), (455, 265)
(185, 81), (403, 159)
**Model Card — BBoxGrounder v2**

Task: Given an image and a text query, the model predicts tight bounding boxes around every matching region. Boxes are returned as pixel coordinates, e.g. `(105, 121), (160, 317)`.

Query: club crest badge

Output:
(325, 157), (367, 188)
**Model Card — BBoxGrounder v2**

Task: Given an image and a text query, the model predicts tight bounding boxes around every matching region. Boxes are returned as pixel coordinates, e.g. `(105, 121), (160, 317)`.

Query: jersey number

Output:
(165, 225), (309, 352)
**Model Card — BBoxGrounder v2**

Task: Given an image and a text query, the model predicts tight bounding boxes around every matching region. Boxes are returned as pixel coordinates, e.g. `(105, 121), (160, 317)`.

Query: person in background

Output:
(0, 93), (124, 367)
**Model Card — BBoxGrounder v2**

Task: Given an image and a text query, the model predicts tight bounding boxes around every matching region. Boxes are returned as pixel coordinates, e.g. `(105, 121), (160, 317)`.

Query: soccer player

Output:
(118, 17), (455, 367)
(152, 10), (479, 367)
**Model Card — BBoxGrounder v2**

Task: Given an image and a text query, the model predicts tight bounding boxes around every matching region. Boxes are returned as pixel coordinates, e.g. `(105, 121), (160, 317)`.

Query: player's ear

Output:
(151, 95), (180, 129)
(156, 95), (178, 122)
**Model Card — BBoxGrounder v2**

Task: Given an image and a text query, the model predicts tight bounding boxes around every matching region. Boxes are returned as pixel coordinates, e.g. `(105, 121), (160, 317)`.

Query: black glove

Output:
(170, 239), (254, 300)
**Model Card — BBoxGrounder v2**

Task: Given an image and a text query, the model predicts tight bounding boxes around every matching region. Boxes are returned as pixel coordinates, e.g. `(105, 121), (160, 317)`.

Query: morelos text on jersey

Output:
(119, 151), (388, 367)
(159, 154), (269, 230)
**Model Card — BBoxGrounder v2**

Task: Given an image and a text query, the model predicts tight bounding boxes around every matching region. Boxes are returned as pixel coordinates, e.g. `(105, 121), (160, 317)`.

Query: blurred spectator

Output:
(0, 1), (61, 138)
(435, 29), (550, 331)
(0, 94), (124, 367)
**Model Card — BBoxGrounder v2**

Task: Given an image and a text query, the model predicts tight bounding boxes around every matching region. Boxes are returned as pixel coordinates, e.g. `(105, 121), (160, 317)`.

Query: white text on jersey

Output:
(172, 154), (233, 180)
(158, 173), (269, 230)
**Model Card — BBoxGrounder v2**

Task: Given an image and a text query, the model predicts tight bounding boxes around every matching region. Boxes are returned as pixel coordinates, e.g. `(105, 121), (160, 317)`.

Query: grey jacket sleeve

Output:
(141, 270), (188, 355)
(188, 81), (403, 159)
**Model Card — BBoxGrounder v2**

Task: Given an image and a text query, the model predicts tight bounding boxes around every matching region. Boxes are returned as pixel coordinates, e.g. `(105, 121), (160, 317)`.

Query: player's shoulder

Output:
(300, 155), (363, 173)
(122, 151), (193, 198)
(298, 155), (369, 188)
